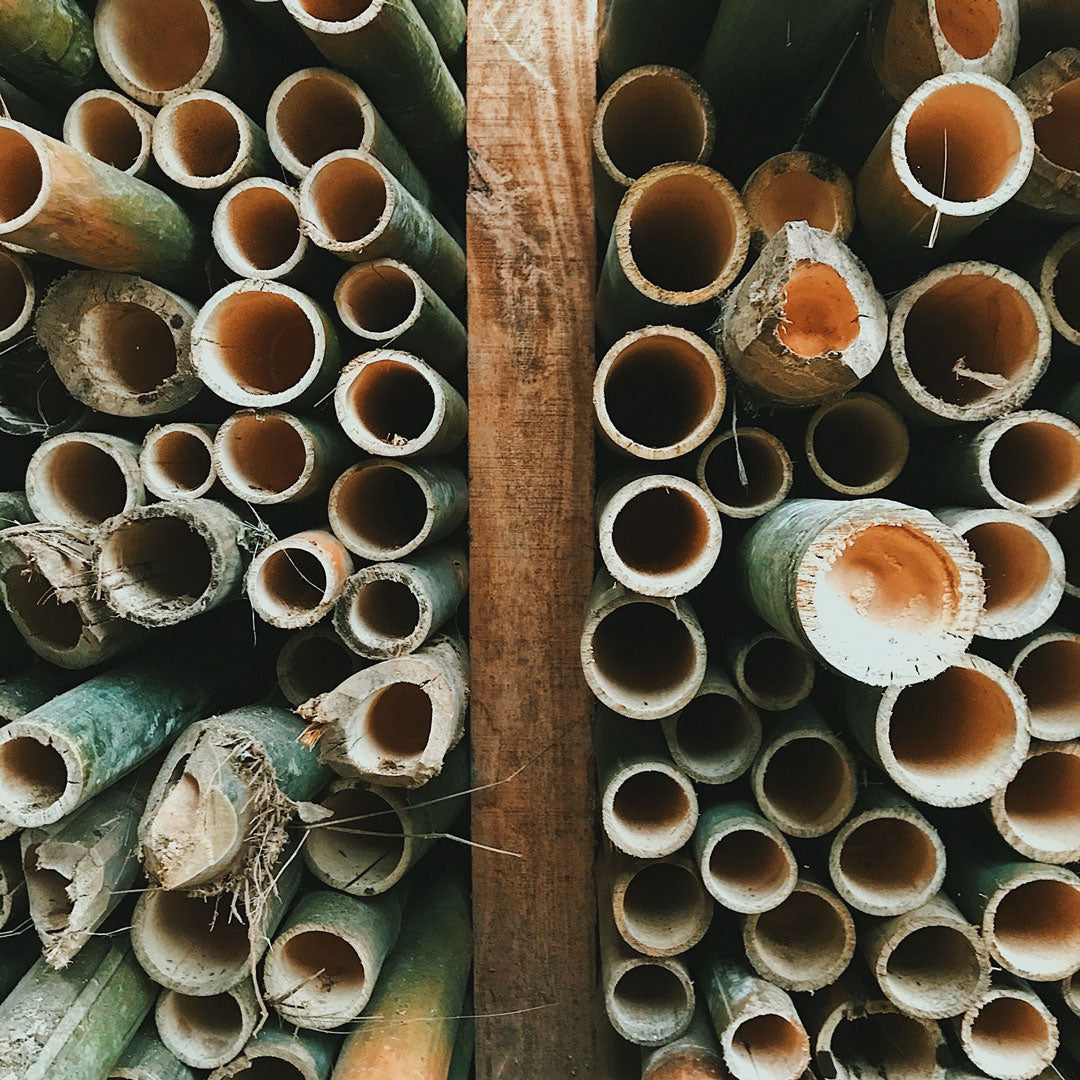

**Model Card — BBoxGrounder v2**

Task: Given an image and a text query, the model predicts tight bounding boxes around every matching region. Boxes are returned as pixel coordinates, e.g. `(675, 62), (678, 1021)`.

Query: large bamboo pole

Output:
(0, 0), (97, 102)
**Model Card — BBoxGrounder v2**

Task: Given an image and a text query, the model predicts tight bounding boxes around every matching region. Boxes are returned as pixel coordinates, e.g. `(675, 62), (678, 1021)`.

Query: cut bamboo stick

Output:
(597, 0), (719, 84)
(805, 393), (910, 495)
(0, 0), (96, 103)
(155, 981), (259, 1070)
(1006, 628), (1080, 741)
(720, 624), (815, 712)
(957, 976), (1059, 1080)
(140, 423), (217, 501)
(0, 248), (34, 344)
(640, 1002), (727, 1080)
(208, 1021), (339, 1080)
(63, 90), (156, 179)
(277, 624), (363, 707)
(1039, 227), (1080, 345)
(738, 497), (983, 686)
(697, 427), (793, 519)
(111, 1026), (196, 1080)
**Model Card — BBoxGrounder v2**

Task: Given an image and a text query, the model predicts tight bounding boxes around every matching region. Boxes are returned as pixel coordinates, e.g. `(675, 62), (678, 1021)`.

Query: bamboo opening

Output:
(142, 429), (213, 497)
(673, 694), (757, 777)
(612, 770), (691, 848)
(727, 1015), (807, 1080)
(81, 302), (178, 394)
(161, 97), (241, 179)
(1033, 79), (1080, 172)
(965, 521), (1053, 626)
(882, 925), (984, 1015)
(777, 262), (859, 358)
(993, 879), (1080, 976)
(0, 251), (30, 340)
(217, 414), (307, 496)
(754, 170), (846, 239)
(35, 440), (129, 525)
(610, 964), (690, 1031)
(139, 891), (249, 981)
(230, 1059), (305, 1080)
(988, 420), (1080, 512)
(836, 819), (939, 911)
(158, 992), (244, 1063)
(365, 682), (432, 758)
(331, 464), (428, 555)
(701, 431), (790, 514)
(3, 567), (82, 649)
(707, 829), (792, 910)
(67, 95), (143, 171)
(621, 861), (705, 954)
(760, 737), (852, 835)
(1053, 237), (1080, 335)
(0, 736), (68, 814)
(343, 359), (436, 444)
(223, 186), (303, 272)
(904, 83), (1023, 202)
(0, 127), (42, 224)
(591, 603), (696, 697)
(807, 397), (908, 492)
(610, 487), (711, 577)
(1014, 639), (1080, 739)
(967, 997), (1055, 1078)
(1003, 751), (1080, 856)
(23, 862), (74, 931)
(298, 0), (375, 20)
(752, 889), (849, 986)
(307, 156), (387, 243)
(336, 263), (419, 335)
(306, 787), (405, 891)
(256, 548), (328, 617)
(276, 930), (366, 1013)
(739, 636), (814, 710)
(272, 71), (367, 170)
(830, 1012), (939, 1079)
(348, 579), (421, 640)
(936, 0), (1001, 58)
(278, 631), (355, 705)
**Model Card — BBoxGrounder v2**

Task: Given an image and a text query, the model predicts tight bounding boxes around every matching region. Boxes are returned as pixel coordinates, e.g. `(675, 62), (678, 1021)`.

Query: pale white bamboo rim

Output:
(805, 393), (910, 495)
(696, 428), (793, 518)
(152, 90), (259, 189)
(212, 177), (310, 280)
(63, 89), (154, 176)
(213, 409), (322, 505)
(1040, 227), (1080, 346)
(141, 423), (217, 501)
(247, 529), (353, 629)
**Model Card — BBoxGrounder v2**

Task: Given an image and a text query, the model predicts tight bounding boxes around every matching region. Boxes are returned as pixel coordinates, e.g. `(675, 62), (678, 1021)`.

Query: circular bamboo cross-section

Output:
(0, 248), (32, 344)
(604, 951), (696, 1047)
(276, 625), (359, 707)
(726, 628), (815, 712)
(805, 394), (909, 496)
(155, 983), (258, 1070)
(594, 326), (725, 460)
(958, 981), (1059, 1080)
(1039, 228), (1080, 345)
(739, 498), (984, 686)
(696, 428), (792, 519)
(141, 423), (217, 501)
(1009, 629), (1080, 741)
(212, 177), (311, 281)
(602, 753), (698, 860)
(63, 89), (155, 177)
(247, 529), (353, 630)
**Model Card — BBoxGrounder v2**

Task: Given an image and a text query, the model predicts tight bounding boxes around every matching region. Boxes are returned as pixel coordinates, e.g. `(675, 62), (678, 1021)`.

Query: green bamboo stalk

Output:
(0, 0), (97, 102)
(208, 1020), (340, 1080)
(598, 0), (719, 84)
(111, 1025), (196, 1080)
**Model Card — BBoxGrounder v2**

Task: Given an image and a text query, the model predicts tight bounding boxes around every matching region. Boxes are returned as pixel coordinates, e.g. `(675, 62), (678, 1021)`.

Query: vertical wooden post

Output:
(468, 0), (600, 1074)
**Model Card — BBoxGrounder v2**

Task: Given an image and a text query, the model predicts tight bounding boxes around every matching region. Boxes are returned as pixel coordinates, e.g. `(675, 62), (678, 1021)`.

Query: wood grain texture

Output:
(467, 0), (601, 1074)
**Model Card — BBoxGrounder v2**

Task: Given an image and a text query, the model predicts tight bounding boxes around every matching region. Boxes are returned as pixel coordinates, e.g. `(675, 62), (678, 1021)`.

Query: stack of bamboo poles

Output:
(584, 2), (1080, 1078)
(0, 1), (473, 1077)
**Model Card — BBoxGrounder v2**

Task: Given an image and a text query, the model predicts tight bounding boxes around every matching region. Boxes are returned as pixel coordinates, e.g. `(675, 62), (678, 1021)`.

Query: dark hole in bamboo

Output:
(612, 770), (690, 841)
(1015, 639), (1080, 738)
(1033, 79), (1080, 172)
(260, 548), (327, 611)
(0, 127), (42, 222)
(346, 360), (435, 444)
(622, 861), (701, 952)
(965, 521), (1051, 620)
(837, 818), (938, 906)
(307, 786), (404, 889)
(298, 0), (375, 20)
(761, 737), (849, 831)
(69, 96), (143, 171)
(968, 996), (1054, 1077)
(754, 889), (847, 982)
(219, 414), (307, 495)
(100, 517), (213, 607)
(275, 74), (367, 168)
(145, 430), (213, 494)
(708, 829), (790, 907)
(231, 1058), (306, 1080)
(351, 579), (421, 639)
(338, 264), (418, 334)
(703, 432), (788, 510)
(366, 682), (431, 758)
(591, 602), (695, 695)
(611, 487), (710, 575)
(810, 398), (907, 488)
(741, 637), (812, 705)
(0, 736), (68, 813)
(333, 465), (428, 552)
(226, 186), (302, 271)
(993, 878), (1080, 975)
(158, 992), (244, 1061)
(166, 97), (241, 178)
(884, 925), (982, 1010)
(277, 930), (366, 1010)
(1053, 237), (1080, 334)
(756, 170), (843, 238)
(674, 694), (755, 772)
(989, 420), (1080, 510)
(83, 302), (178, 394)
(40, 441), (128, 524)
(308, 156), (387, 243)
(727, 1014), (806, 1080)
(830, 1011), (938, 1079)
(3, 567), (82, 649)
(141, 891), (250, 977)
(280, 633), (355, 703)
(611, 964), (687, 1028)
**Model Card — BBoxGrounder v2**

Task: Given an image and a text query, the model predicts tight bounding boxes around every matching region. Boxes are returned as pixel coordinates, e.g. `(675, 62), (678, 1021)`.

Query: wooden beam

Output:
(467, 0), (600, 1074)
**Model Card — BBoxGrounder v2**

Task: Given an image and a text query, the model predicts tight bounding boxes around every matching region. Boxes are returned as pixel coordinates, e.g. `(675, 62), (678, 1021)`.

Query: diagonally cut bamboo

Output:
(720, 624), (815, 712)
(155, 981), (259, 1070)
(805, 393), (910, 495)
(63, 90), (157, 179)
(697, 427), (793, 519)
(277, 625), (362, 707)
(140, 423), (217, 501)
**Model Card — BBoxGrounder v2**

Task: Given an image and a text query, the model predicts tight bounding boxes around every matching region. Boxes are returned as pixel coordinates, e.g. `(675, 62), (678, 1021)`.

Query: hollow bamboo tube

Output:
(958, 976), (1059, 1080)
(720, 623), (815, 712)
(36, 270), (201, 417)
(0, 247), (34, 344)
(828, 786), (946, 916)
(641, 1002), (728, 1080)
(0, 664), (81, 723)
(111, 1025), (197, 1080)
(334, 259), (466, 371)
(96, 498), (249, 628)
(0, 338), (86, 439)
(595, 163), (750, 341)
(0, 523), (145, 669)
(263, 887), (405, 1030)
(329, 859), (472, 1080)
(751, 704), (858, 839)
(0, 627), (241, 827)
(738, 497), (984, 686)
(280, 0), (464, 165)
(594, 709), (698, 861)
(1039, 227), (1080, 345)
(594, 326), (726, 461)
(0, 840), (26, 930)
(300, 635), (468, 787)
(139, 705), (328, 893)
(936, 508), (1064, 639)
(0, 0), (96, 103)
(63, 90), (156, 179)
(661, 666), (761, 785)
(141, 423), (217, 501)
(699, 955), (811, 1080)
(855, 73), (1035, 255)
(932, 409), (1080, 516)
(277, 625), (363, 707)
(0, 938), (155, 1080)
(593, 66), (715, 233)
(742, 153), (855, 249)
(692, 800), (798, 914)
(333, 544), (467, 659)
(328, 458), (467, 561)
(248, 528), (355, 630)
(0, 120), (200, 284)
(303, 742), (467, 896)
(25, 431), (144, 527)
(720, 222), (888, 406)
(741, 875), (856, 994)
(213, 409), (349, 505)
(299, 150), (465, 301)
(597, 472), (722, 598)
(805, 393), (910, 496)
(334, 350), (467, 458)
(697, 427), (793, 519)
(209, 1021), (339, 1080)
(155, 981), (259, 1070)
(1004, 628), (1080, 741)
(132, 855), (302, 996)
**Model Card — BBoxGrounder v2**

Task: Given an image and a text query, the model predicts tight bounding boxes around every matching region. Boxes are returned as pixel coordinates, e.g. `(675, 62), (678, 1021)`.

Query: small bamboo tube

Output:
(593, 66), (715, 233)
(334, 350), (467, 458)
(1012, 49), (1080, 220)
(750, 704), (858, 839)
(0, 841), (26, 930)
(738, 497), (984, 686)
(0, 247), (34, 344)
(932, 409), (1080, 516)
(845, 653), (1029, 807)
(131, 857), (302, 995)
(876, 262), (1052, 425)
(594, 326), (726, 461)
(111, 1026), (197, 1080)
(280, 0), (464, 165)
(692, 800), (798, 914)
(247, 528), (355, 630)
(0, 664), (81, 723)
(661, 666), (761, 785)
(140, 423), (217, 501)
(155, 981), (259, 1070)
(303, 742), (467, 896)
(936, 508), (1065, 639)
(720, 222), (887, 407)
(208, 1021), (339, 1080)
(697, 427), (793, 519)
(25, 431), (144, 527)
(958, 976), (1059, 1080)
(333, 543), (467, 659)
(193, 278), (341, 409)
(300, 635), (468, 787)
(595, 708), (698, 860)
(213, 409), (349, 505)
(595, 163), (750, 341)
(720, 624), (815, 712)
(35, 270), (202, 418)
(805, 393), (910, 496)
(741, 875), (856, 994)
(329, 860), (473, 1080)
(641, 1002), (727, 1080)
(334, 259), (466, 371)
(597, 0), (718, 84)
(262, 887), (405, 1030)
(0, 0), (96, 103)
(0, 120), (200, 284)
(607, 849), (713, 957)
(742, 153), (855, 249)
(990, 740), (1080, 863)
(63, 90), (156, 179)
(1007, 627), (1080, 741)
(328, 458), (468, 561)
(0, 939), (155, 1080)
(139, 706), (328, 893)
(0, 524), (144, 669)
(862, 891), (990, 1019)
(597, 472), (722, 597)
(1039, 227), (1080, 345)
(580, 571), (707, 720)
(277, 624), (363, 707)
(828, 786), (946, 916)
(699, 955), (811, 1080)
